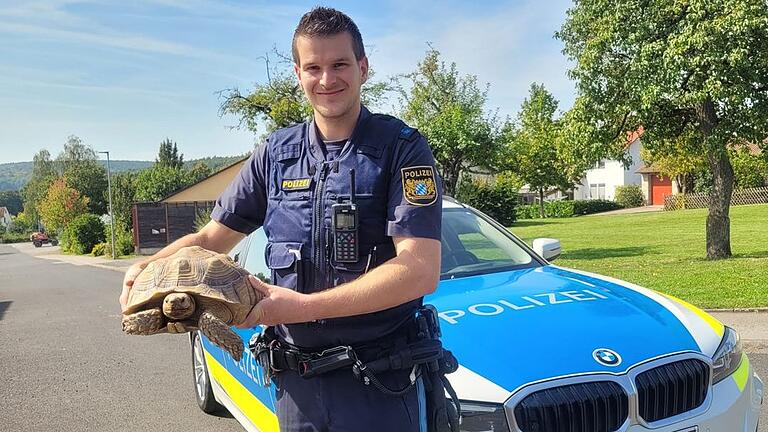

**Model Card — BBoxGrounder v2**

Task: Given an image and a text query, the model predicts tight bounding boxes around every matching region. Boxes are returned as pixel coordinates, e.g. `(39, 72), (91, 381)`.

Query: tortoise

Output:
(122, 246), (263, 361)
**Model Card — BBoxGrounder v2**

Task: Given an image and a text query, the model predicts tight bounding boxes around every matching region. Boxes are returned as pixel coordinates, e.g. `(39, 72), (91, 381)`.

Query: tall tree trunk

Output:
(696, 98), (733, 259)
(706, 151), (734, 259)
(538, 188), (545, 218)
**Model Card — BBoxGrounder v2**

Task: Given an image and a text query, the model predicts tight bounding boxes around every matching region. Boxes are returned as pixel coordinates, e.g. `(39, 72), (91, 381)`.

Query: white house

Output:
(573, 131), (678, 205)
(0, 207), (12, 229)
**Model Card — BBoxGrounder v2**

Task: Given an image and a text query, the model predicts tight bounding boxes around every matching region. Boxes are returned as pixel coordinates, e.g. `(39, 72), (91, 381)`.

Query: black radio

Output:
(332, 169), (359, 263)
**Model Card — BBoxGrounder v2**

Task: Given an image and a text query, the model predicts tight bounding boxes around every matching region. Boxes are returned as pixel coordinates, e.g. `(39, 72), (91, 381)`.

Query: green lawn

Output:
(508, 204), (768, 309)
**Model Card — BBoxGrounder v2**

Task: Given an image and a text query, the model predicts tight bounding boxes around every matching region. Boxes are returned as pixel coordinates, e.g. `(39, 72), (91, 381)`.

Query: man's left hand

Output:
(236, 275), (311, 328)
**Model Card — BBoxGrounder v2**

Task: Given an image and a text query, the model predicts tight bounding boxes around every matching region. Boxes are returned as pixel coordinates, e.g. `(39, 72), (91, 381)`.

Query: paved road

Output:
(0, 243), (764, 431)
(0, 244), (243, 432)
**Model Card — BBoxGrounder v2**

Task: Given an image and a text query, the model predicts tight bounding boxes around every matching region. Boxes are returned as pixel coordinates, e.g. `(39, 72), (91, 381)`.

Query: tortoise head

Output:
(162, 293), (196, 320)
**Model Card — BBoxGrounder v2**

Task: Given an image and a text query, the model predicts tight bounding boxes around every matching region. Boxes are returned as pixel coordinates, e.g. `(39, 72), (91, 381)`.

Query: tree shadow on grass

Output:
(511, 220), (556, 228)
(0, 301), (11, 321)
(732, 251), (768, 259)
(564, 246), (652, 260)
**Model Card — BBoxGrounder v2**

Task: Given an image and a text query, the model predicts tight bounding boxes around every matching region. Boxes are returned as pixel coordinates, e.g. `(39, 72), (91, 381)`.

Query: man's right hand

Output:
(120, 262), (147, 312)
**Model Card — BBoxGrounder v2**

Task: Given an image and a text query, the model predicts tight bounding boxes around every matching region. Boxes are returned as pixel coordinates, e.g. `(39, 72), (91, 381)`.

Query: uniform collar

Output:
(308, 105), (371, 161)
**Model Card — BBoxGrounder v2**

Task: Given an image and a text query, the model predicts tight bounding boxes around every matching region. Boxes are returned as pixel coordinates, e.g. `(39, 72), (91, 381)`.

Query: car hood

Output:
(425, 265), (725, 402)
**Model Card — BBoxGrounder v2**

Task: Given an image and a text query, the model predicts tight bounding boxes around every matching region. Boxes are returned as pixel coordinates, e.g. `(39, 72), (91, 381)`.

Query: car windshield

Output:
(440, 208), (537, 279)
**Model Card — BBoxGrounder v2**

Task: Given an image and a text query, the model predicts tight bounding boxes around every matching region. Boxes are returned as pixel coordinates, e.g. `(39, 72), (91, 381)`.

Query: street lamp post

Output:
(98, 151), (116, 260)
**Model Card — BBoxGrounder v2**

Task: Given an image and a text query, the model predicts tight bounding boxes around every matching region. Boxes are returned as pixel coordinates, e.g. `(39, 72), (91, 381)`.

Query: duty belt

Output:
(248, 305), (462, 432)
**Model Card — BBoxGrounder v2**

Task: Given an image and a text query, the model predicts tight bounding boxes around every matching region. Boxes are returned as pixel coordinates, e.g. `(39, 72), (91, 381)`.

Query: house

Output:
(132, 156), (249, 254)
(573, 129), (677, 205)
(0, 207), (12, 229)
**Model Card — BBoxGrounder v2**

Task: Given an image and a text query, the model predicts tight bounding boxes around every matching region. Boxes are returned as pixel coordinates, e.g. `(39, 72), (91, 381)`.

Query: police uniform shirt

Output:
(210, 105), (442, 347)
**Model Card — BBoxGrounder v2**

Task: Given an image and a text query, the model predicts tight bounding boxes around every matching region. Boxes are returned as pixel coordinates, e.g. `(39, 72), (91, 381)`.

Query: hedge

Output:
(455, 177), (517, 226)
(517, 199), (623, 219)
(0, 233), (30, 244)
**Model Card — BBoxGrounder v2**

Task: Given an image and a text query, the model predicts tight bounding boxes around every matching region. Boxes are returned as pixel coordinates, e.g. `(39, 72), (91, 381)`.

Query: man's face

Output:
(294, 32), (368, 121)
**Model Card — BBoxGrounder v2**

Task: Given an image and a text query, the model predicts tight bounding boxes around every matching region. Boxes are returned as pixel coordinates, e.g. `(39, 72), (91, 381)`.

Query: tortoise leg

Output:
(199, 311), (243, 361)
(122, 308), (164, 335)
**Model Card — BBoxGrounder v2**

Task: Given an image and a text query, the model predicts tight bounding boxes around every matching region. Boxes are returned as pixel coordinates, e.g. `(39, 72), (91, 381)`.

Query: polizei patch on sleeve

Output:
(281, 178), (311, 191)
(401, 166), (437, 206)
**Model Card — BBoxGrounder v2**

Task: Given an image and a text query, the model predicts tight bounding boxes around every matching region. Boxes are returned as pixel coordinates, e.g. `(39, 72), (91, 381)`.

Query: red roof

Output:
(626, 127), (644, 146)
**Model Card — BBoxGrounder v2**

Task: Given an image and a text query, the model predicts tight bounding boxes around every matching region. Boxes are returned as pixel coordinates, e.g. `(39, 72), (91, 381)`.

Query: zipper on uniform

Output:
(312, 162), (329, 292)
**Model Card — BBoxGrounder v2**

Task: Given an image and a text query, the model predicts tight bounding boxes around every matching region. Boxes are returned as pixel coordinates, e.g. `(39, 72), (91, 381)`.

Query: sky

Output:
(0, 0), (575, 163)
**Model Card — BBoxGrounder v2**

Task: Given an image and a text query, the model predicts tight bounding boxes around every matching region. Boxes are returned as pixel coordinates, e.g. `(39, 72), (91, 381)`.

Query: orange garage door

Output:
(651, 174), (672, 205)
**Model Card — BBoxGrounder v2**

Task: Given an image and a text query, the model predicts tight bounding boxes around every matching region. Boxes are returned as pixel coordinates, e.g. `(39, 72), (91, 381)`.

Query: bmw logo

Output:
(593, 348), (622, 366)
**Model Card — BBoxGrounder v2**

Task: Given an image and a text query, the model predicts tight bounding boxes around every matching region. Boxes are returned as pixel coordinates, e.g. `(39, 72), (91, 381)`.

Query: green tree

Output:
(731, 148), (768, 189)
(56, 136), (108, 215)
(501, 84), (575, 217)
(639, 132), (706, 194)
(558, 0), (768, 259)
(156, 138), (184, 169)
(398, 48), (499, 195)
(134, 166), (191, 202)
(38, 177), (89, 233)
(21, 149), (58, 226)
(0, 190), (23, 215)
(188, 161), (212, 183)
(109, 171), (137, 231)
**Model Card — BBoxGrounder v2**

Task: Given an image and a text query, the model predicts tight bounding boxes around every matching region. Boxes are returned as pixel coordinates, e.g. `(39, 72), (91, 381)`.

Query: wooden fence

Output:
(132, 201), (216, 254)
(664, 187), (768, 210)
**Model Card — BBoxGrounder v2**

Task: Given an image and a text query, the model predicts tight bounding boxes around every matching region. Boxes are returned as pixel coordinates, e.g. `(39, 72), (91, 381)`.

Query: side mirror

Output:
(532, 238), (561, 261)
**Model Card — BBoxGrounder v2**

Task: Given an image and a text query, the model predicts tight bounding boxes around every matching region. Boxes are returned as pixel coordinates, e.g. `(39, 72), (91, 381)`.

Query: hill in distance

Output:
(0, 155), (247, 191)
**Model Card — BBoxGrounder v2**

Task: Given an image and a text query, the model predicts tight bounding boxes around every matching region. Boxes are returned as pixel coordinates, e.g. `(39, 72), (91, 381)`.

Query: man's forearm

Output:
(304, 240), (440, 320)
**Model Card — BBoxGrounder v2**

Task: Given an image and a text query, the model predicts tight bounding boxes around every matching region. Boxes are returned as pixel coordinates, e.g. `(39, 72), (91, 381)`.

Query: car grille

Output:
(635, 358), (710, 423)
(513, 381), (629, 432)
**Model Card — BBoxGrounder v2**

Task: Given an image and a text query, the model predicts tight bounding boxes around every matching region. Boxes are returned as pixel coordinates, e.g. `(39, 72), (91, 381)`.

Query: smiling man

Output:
(120, 6), (454, 432)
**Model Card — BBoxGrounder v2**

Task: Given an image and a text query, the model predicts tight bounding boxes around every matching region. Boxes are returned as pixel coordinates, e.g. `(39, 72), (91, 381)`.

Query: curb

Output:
(704, 308), (768, 313)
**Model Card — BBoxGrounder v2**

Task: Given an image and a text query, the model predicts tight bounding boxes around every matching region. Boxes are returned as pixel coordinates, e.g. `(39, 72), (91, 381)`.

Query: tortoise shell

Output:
(124, 246), (260, 325)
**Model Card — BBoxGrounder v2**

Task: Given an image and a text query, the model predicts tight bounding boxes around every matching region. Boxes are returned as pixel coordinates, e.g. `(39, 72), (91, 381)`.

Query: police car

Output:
(189, 198), (764, 432)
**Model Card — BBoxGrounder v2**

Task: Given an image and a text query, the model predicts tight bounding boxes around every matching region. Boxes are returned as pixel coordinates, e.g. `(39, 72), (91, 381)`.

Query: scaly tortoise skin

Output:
(122, 246), (262, 361)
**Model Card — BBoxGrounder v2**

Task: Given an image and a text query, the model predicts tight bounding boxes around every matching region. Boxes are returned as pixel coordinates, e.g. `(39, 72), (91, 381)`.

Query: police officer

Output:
(120, 7), (445, 432)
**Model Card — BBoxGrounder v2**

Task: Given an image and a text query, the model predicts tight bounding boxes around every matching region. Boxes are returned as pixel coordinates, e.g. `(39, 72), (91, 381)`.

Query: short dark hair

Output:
(292, 7), (365, 64)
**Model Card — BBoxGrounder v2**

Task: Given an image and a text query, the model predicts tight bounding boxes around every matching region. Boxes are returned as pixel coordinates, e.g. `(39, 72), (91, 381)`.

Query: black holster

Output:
(423, 349), (460, 432)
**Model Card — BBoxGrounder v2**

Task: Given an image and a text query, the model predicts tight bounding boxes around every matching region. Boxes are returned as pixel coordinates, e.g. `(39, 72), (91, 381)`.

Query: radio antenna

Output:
(349, 169), (356, 204)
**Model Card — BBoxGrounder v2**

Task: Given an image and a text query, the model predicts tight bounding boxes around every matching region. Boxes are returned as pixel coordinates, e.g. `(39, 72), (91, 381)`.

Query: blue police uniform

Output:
(211, 105), (442, 432)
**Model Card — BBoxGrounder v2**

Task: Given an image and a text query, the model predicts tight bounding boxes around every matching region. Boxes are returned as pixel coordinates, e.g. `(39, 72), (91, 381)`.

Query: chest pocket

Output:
(264, 142), (313, 250)
(270, 144), (312, 201)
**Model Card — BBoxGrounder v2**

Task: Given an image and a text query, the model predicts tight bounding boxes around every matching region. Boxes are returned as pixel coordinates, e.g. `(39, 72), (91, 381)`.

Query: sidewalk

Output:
(10, 242), (142, 273)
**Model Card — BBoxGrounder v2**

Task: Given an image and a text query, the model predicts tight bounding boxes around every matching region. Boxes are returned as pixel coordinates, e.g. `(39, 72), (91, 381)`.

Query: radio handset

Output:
(331, 169), (359, 263)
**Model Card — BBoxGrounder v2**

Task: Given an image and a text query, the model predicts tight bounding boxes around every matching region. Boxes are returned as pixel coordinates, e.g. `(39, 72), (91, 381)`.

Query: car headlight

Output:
(460, 401), (509, 432)
(711, 326), (744, 385)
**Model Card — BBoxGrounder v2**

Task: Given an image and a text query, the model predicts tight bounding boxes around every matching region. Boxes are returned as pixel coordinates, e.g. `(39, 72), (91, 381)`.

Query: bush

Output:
(573, 199), (623, 215)
(0, 232), (30, 244)
(515, 199), (623, 220)
(455, 176), (518, 226)
(516, 204), (542, 219)
(546, 200), (576, 218)
(61, 214), (105, 254)
(101, 224), (135, 257)
(91, 242), (107, 256)
(614, 185), (645, 208)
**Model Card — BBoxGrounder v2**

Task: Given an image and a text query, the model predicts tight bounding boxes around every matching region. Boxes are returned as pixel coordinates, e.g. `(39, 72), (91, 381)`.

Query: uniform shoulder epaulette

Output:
(269, 123), (305, 147)
(398, 126), (419, 142)
(370, 113), (420, 143)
